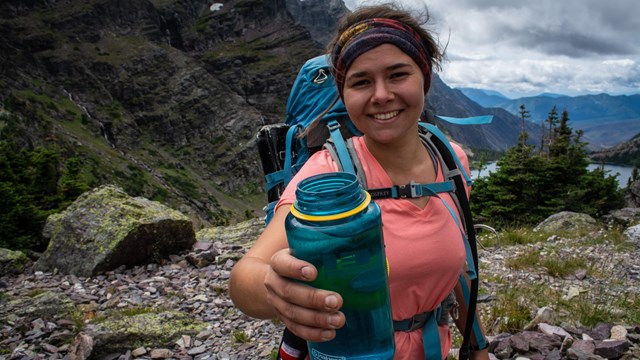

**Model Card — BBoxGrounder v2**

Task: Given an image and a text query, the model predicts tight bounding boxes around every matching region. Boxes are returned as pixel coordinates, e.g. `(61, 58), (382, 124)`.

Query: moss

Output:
(89, 310), (208, 355)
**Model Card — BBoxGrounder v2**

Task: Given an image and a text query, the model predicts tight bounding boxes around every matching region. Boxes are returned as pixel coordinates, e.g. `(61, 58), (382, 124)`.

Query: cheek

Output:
(343, 93), (366, 117)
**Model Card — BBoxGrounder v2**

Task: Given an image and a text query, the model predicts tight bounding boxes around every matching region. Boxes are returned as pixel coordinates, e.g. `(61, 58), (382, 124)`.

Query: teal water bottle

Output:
(285, 172), (395, 360)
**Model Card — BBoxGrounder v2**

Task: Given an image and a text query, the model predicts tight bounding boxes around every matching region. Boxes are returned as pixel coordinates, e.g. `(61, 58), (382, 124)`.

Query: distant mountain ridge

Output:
(457, 88), (509, 108)
(459, 88), (640, 149)
(0, 0), (545, 226)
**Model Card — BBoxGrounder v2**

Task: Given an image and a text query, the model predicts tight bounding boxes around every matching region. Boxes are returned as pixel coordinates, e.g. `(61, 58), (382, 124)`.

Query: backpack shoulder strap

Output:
(324, 121), (487, 358)
(418, 122), (487, 359)
(322, 119), (356, 176)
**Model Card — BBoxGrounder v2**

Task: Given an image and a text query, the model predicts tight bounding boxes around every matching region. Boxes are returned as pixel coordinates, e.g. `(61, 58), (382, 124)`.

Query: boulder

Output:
(624, 179), (640, 208)
(35, 185), (195, 276)
(0, 290), (79, 324)
(84, 310), (208, 358)
(624, 224), (640, 249)
(196, 217), (265, 246)
(0, 248), (29, 276)
(604, 207), (640, 227)
(534, 211), (600, 234)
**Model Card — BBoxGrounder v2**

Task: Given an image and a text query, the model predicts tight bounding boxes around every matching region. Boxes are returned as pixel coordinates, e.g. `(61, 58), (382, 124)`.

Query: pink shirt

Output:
(277, 136), (470, 359)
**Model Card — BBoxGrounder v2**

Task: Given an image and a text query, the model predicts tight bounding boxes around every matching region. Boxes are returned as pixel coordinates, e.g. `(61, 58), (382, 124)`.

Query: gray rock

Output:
(0, 248), (29, 276)
(85, 310), (208, 358)
(196, 217), (264, 246)
(604, 207), (640, 227)
(594, 339), (630, 359)
(624, 224), (640, 248)
(35, 185), (195, 276)
(0, 290), (78, 322)
(587, 323), (612, 341)
(534, 211), (600, 234)
(624, 180), (640, 208)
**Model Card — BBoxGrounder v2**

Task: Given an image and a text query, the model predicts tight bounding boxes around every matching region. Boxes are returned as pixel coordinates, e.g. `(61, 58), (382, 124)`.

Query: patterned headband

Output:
(331, 18), (432, 100)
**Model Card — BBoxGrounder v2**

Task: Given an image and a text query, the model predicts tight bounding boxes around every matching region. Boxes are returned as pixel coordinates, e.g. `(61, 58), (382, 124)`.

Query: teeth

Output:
(372, 111), (399, 120)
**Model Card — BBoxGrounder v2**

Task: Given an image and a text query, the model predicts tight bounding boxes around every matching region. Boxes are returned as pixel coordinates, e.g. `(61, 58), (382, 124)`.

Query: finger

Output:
(264, 269), (345, 327)
(282, 317), (340, 343)
(270, 248), (317, 282)
(265, 264), (343, 312)
(275, 301), (345, 341)
(266, 283), (345, 342)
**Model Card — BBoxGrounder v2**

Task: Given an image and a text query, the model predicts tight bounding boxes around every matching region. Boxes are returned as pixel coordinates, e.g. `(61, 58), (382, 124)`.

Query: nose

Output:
(371, 81), (394, 104)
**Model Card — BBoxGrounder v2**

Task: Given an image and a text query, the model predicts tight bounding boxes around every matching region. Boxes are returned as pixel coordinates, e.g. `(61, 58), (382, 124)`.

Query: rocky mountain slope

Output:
(460, 89), (640, 150)
(0, 0), (535, 228)
(590, 134), (640, 168)
(1, 211), (639, 359)
(1, 0), (326, 228)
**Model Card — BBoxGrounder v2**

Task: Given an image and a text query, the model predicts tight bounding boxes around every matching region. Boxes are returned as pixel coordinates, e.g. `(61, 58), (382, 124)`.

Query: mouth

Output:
(371, 110), (400, 121)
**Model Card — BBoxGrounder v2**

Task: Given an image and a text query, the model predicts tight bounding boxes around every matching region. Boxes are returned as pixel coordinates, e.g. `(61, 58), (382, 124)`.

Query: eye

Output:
(390, 71), (410, 80)
(348, 79), (370, 88)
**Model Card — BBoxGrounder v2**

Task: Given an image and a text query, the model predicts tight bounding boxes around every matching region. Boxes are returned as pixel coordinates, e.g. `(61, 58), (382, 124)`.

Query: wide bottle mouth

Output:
(291, 172), (370, 221)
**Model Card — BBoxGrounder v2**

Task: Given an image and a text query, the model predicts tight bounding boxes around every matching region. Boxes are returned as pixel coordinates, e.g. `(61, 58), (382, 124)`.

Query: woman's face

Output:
(342, 43), (425, 146)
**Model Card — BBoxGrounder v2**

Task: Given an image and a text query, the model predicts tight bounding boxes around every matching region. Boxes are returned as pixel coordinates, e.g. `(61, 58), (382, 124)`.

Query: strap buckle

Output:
(326, 119), (341, 131)
(405, 312), (429, 332)
(396, 181), (420, 198)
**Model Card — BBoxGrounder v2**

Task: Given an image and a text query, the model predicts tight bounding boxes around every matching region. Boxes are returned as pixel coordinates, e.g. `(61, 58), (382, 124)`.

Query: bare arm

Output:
(452, 273), (490, 360)
(229, 205), (346, 342)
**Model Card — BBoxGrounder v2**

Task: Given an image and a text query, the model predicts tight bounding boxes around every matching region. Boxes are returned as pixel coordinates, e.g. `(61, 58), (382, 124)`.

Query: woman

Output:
(230, 4), (489, 359)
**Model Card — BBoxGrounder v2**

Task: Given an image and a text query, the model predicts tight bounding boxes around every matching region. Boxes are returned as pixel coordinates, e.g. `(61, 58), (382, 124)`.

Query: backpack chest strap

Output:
(368, 180), (454, 200)
(393, 305), (444, 360)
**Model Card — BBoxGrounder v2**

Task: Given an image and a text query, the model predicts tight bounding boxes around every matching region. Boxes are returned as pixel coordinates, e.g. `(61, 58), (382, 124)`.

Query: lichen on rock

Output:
(35, 185), (195, 276)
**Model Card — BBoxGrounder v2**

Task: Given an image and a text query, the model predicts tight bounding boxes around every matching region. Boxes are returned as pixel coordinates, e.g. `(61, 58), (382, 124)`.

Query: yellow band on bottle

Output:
(290, 192), (371, 222)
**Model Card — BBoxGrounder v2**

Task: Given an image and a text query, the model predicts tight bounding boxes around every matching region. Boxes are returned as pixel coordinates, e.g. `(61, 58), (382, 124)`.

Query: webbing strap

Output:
(459, 274), (488, 350)
(434, 114), (493, 125)
(326, 119), (355, 175)
(326, 123), (482, 358)
(392, 307), (443, 360)
(283, 124), (302, 186)
(422, 311), (442, 360)
(431, 192), (477, 281)
(368, 180), (454, 200)
(266, 170), (284, 193)
(419, 122), (473, 187)
(346, 138), (367, 188)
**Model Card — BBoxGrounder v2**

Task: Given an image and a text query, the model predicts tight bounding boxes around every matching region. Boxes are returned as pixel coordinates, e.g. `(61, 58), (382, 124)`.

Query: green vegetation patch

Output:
(89, 309), (208, 355)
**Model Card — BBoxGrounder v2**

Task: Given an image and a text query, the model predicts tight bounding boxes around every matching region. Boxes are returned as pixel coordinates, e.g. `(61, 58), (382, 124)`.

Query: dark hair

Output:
(327, 3), (443, 74)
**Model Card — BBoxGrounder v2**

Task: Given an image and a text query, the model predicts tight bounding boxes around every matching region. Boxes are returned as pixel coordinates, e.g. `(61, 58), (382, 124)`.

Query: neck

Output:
(364, 133), (427, 175)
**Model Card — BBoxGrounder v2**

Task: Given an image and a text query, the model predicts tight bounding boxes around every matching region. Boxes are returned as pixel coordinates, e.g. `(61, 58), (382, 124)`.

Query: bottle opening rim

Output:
(290, 191), (371, 221)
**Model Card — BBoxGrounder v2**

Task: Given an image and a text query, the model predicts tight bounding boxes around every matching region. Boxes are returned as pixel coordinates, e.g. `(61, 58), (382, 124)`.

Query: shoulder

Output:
(275, 150), (339, 209)
(449, 141), (468, 162)
(447, 141), (471, 177)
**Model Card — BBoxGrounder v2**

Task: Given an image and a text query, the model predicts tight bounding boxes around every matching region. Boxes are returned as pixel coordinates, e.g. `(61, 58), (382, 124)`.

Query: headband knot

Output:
(331, 18), (432, 100)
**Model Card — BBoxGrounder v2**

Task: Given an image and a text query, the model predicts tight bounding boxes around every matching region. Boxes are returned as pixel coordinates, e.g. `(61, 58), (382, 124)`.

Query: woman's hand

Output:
(265, 248), (346, 342)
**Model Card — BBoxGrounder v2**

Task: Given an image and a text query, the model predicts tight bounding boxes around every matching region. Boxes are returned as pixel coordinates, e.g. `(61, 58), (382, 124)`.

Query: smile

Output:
(371, 111), (399, 120)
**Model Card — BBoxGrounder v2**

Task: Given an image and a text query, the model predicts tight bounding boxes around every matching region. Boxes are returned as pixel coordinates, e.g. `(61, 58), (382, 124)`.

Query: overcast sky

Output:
(342, 0), (640, 99)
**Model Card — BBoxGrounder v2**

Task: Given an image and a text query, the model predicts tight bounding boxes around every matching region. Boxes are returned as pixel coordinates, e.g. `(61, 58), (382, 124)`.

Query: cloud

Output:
(342, 0), (640, 97)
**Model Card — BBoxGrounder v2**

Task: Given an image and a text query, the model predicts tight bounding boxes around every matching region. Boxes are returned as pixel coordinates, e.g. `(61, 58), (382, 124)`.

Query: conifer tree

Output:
(471, 107), (623, 226)
(518, 104), (530, 150)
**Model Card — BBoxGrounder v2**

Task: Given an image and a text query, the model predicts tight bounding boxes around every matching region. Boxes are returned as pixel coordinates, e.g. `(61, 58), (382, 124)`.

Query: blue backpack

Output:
(256, 54), (491, 360)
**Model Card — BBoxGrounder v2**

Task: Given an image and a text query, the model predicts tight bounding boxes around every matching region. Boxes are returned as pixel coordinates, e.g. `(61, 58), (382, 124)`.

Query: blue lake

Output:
(474, 162), (636, 189)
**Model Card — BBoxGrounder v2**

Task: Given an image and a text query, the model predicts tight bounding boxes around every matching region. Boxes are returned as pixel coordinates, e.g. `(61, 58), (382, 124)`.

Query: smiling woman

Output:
(230, 3), (490, 360)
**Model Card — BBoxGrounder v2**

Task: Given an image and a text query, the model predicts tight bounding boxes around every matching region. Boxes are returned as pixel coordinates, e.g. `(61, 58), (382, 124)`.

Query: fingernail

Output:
(325, 295), (337, 309)
(321, 330), (334, 341)
(328, 314), (341, 328)
(301, 266), (313, 280)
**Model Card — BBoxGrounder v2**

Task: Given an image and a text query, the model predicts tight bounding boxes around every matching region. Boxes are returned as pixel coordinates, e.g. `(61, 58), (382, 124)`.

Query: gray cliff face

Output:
(0, 0), (528, 229)
(285, 0), (349, 46)
(0, 0), (325, 226)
